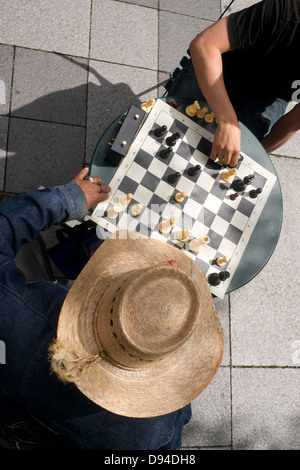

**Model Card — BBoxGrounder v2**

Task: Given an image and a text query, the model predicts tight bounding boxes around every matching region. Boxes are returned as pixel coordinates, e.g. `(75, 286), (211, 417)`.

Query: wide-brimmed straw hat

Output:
(50, 230), (224, 418)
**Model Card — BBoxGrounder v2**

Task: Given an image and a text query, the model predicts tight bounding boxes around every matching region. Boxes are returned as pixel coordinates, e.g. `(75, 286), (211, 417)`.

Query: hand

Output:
(210, 121), (241, 167)
(73, 168), (111, 210)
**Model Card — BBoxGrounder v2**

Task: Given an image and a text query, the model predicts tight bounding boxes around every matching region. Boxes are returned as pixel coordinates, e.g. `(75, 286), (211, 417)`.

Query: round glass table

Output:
(89, 97), (283, 295)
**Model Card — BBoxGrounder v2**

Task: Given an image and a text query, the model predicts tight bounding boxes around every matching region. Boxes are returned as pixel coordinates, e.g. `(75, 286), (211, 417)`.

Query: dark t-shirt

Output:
(223, 0), (300, 102)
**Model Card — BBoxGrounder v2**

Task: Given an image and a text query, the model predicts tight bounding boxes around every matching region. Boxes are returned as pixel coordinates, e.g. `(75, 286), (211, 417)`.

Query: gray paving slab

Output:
(5, 118), (85, 193)
(232, 368), (300, 450)
(0, 45), (14, 116)
(160, 0), (221, 21)
(230, 156), (300, 366)
(0, 117), (9, 191)
(90, 0), (158, 69)
(0, 0), (91, 57)
(159, 11), (212, 72)
(11, 49), (88, 126)
(85, 60), (157, 163)
(116, 0), (158, 8)
(182, 367), (231, 448)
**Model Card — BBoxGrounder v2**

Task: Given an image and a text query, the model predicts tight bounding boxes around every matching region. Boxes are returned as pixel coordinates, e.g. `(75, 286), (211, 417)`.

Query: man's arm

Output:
(0, 168), (111, 262)
(261, 103), (300, 153)
(189, 17), (241, 167)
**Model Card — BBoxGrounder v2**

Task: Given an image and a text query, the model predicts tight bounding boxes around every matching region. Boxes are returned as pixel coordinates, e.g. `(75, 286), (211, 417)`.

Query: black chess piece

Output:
(231, 178), (245, 192)
(249, 188), (262, 199)
(244, 174), (255, 185)
(159, 147), (173, 159)
(187, 165), (201, 177)
(166, 132), (180, 147)
(154, 125), (167, 137)
(208, 271), (230, 286)
(168, 172), (181, 184)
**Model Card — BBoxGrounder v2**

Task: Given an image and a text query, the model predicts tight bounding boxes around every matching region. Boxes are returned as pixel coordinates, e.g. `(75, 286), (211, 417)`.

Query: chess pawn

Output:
(130, 203), (143, 216)
(105, 203), (122, 219)
(204, 112), (215, 123)
(175, 227), (191, 243)
(197, 106), (208, 119)
(174, 191), (187, 203)
(189, 236), (210, 253)
(216, 256), (230, 267)
(158, 216), (178, 234)
(222, 168), (237, 182)
(185, 100), (200, 117)
(121, 193), (133, 205)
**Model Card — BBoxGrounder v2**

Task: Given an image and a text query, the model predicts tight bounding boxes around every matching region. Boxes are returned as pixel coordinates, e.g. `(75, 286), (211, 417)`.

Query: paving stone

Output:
(11, 49), (88, 126)
(5, 118), (85, 193)
(86, 60), (157, 163)
(0, 117), (9, 191)
(0, 0), (91, 56)
(90, 0), (158, 69)
(232, 368), (300, 449)
(182, 368), (231, 448)
(159, 11), (211, 72)
(230, 156), (300, 366)
(0, 45), (14, 116)
(160, 0), (220, 21)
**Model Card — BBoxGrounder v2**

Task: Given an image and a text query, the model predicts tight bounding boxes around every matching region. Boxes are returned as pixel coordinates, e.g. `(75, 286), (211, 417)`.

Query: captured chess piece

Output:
(197, 106), (208, 119)
(140, 99), (155, 113)
(249, 188), (262, 199)
(187, 165), (201, 177)
(168, 172), (181, 184)
(204, 112), (215, 123)
(185, 100), (201, 117)
(159, 147), (173, 159)
(208, 271), (230, 286)
(154, 125), (167, 137)
(166, 132), (180, 147)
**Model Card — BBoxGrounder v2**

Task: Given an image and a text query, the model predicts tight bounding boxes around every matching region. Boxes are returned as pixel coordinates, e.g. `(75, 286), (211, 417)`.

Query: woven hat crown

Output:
(94, 266), (201, 368)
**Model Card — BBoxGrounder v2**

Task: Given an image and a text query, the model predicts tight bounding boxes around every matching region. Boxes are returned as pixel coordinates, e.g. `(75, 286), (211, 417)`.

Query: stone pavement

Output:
(0, 0), (299, 450)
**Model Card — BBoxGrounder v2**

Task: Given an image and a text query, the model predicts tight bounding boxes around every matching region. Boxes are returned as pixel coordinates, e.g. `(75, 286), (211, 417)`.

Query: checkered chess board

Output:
(91, 99), (276, 298)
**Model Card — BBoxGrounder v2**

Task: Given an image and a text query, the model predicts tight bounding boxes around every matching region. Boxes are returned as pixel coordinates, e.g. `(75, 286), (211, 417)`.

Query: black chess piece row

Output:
(231, 174), (262, 199)
(167, 165), (201, 184)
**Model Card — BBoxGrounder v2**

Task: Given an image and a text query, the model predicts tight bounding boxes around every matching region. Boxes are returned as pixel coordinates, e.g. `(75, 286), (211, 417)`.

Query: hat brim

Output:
(57, 230), (224, 418)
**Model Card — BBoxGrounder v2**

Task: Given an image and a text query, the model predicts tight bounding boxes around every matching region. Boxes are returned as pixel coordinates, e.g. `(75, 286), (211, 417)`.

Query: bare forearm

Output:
(261, 104), (300, 153)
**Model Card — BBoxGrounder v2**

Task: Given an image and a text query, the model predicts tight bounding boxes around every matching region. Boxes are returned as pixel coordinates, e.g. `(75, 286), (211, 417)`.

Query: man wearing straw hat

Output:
(0, 168), (224, 450)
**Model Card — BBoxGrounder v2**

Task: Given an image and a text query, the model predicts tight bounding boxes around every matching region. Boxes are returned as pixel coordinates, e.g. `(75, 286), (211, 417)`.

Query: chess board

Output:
(91, 99), (277, 298)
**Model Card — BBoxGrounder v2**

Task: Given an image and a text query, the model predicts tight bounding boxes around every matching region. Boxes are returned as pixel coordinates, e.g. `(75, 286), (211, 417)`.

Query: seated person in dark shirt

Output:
(168, 0), (300, 166)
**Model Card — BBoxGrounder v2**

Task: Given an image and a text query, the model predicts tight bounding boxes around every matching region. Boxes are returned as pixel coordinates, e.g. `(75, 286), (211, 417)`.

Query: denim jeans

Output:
(0, 183), (191, 450)
(167, 59), (288, 140)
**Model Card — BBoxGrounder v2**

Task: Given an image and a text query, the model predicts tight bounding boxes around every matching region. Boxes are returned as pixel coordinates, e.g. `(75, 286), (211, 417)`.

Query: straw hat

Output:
(50, 230), (224, 418)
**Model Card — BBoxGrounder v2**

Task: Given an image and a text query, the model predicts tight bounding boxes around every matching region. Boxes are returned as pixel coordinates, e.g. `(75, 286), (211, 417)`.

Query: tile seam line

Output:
(3, 115), (86, 129)
(0, 44), (166, 73)
(3, 45), (16, 191)
(113, 0), (217, 21)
